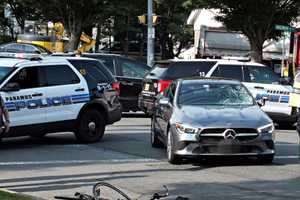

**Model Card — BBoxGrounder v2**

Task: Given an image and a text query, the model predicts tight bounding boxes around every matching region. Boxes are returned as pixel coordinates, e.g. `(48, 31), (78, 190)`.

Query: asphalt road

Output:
(0, 114), (299, 200)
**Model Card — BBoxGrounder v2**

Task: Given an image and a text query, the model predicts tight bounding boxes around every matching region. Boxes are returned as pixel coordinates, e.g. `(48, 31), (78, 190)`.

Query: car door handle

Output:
(75, 88), (85, 92)
(121, 81), (134, 86)
(32, 93), (43, 97)
(254, 86), (264, 90)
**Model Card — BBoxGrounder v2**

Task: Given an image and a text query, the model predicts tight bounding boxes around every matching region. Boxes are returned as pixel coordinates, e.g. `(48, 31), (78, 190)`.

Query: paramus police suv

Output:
(0, 55), (121, 143)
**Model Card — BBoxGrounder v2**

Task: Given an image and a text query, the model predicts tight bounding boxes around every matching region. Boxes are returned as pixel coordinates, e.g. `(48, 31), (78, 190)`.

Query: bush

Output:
(0, 35), (14, 44)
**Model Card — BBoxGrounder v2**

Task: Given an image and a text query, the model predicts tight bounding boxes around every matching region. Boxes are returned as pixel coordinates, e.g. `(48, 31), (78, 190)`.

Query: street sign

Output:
(275, 25), (296, 32)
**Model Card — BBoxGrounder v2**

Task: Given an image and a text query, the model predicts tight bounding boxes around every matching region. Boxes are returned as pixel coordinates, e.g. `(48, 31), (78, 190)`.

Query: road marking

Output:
(275, 155), (299, 159)
(0, 158), (160, 166)
(275, 143), (298, 146)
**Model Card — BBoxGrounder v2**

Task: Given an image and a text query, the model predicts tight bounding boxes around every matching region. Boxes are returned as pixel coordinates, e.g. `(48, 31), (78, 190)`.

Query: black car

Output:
(152, 77), (275, 164)
(82, 53), (151, 112)
(139, 60), (217, 114)
(65, 57), (119, 92)
(0, 42), (52, 54)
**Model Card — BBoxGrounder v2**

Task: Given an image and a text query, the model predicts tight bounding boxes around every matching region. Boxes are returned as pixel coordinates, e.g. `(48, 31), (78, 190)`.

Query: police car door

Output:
(242, 65), (292, 116)
(41, 65), (88, 123)
(0, 66), (46, 126)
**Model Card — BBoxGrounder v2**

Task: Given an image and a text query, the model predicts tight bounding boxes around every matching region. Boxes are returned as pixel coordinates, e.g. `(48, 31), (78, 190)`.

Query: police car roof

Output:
(0, 57), (71, 68)
(156, 59), (265, 67)
(0, 58), (28, 67)
(45, 56), (99, 61)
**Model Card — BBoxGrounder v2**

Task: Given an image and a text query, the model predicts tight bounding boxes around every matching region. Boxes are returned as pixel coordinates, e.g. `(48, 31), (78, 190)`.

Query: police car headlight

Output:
(175, 123), (198, 134)
(293, 88), (300, 94)
(257, 123), (274, 133)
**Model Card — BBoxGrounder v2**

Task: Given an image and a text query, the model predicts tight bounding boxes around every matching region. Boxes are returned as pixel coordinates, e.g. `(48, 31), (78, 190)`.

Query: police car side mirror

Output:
(256, 97), (268, 107)
(2, 82), (20, 92)
(279, 77), (292, 85)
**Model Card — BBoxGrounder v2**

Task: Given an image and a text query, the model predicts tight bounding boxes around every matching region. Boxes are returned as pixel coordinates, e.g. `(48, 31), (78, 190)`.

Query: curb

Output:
(0, 188), (47, 200)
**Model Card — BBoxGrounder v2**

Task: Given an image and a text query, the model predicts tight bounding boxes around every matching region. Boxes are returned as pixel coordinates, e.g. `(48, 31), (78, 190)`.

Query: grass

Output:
(0, 190), (35, 200)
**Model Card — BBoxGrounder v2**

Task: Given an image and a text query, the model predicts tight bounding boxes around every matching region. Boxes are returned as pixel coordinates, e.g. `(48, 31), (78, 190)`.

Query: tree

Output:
(37, 0), (109, 51)
(108, 0), (146, 56)
(155, 0), (205, 59)
(204, 0), (300, 63)
(4, 0), (39, 33)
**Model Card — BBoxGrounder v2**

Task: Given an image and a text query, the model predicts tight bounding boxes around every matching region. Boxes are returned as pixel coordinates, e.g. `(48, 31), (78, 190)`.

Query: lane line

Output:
(0, 158), (160, 166)
(275, 143), (298, 146)
(275, 155), (299, 159)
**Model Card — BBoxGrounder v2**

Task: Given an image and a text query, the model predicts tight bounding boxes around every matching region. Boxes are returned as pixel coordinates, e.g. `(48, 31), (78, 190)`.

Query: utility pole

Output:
(147, 0), (155, 67)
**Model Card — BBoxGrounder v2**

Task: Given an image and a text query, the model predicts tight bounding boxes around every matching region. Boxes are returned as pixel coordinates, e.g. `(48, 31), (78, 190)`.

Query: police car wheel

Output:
(257, 154), (274, 164)
(75, 110), (105, 143)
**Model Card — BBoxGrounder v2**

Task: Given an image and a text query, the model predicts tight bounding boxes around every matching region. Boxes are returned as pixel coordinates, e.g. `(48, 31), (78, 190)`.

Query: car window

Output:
(100, 58), (115, 75)
(120, 59), (149, 78)
(165, 61), (216, 79)
(41, 65), (80, 87)
(7, 67), (40, 89)
(5, 44), (22, 52)
(81, 55), (116, 75)
(69, 60), (114, 83)
(178, 82), (254, 106)
(244, 65), (279, 84)
(148, 65), (168, 78)
(24, 45), (37, 53)
(217, 65), (243, 81)
(0, 67), (16, 84)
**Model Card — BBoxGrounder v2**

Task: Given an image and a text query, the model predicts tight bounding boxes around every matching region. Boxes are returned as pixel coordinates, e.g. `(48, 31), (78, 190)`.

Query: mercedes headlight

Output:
(257, 123), (274, 133)
(175, 123), (198, 134)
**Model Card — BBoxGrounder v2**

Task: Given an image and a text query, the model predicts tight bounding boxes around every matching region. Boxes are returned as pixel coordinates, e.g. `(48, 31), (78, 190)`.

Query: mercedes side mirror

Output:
(2, 82), (20, 92)
(257, 96), (268, 107)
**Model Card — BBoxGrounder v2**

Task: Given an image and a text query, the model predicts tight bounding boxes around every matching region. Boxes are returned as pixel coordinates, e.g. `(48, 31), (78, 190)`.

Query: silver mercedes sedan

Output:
(151, 78), (275, 164)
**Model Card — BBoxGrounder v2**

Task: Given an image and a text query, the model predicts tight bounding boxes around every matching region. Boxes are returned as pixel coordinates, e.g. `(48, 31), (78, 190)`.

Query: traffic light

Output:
(138, 14), (159, 25)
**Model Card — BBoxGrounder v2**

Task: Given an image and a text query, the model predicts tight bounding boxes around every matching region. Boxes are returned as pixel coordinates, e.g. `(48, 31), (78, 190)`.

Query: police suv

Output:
(0, 56), (121, 143)
(140, 59), (295, 127)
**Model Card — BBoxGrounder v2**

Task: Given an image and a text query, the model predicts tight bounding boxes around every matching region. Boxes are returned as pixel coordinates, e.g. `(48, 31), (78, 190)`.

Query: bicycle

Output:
(54, 181), (188, 200)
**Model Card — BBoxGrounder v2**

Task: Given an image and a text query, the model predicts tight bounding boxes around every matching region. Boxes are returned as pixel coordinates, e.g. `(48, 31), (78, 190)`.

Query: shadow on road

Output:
(122, 112), (150, 118)
(158, 177), (300, 200)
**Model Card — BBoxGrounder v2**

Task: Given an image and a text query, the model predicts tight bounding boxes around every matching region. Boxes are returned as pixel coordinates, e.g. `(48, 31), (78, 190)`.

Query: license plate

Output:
(144, 83), (150, 91)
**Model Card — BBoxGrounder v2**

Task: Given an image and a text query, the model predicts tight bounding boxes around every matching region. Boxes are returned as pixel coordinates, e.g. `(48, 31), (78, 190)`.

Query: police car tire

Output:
(257, 154), (274, 164)
(75, 110), (105, 143)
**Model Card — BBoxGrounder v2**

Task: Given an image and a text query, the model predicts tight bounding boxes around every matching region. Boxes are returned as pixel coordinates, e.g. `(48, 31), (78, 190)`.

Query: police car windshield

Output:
(0, 67), (15, 84)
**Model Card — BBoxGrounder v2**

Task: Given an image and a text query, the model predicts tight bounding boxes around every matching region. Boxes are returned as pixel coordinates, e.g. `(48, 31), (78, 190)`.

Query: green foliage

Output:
(0, 35), (14, 44)
(0, 191), (34, 200)
(204, 0), (300, 62)
(155, 0), (200, 58)
(4, 0), (40, 31)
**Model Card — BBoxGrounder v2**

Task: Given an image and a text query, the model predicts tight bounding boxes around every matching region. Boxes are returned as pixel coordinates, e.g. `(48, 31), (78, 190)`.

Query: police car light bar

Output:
(0, 52), (43, 61)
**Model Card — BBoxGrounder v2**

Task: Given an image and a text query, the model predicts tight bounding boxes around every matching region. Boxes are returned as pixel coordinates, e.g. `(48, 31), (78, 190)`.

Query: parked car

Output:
(0, 42), (52, 54)
(151, 77), (275, 164)
(0, 56), (121, 143)
(82, 53), (151, 112)
(140, 59), (295, 127)
(62, 56), (120, 95)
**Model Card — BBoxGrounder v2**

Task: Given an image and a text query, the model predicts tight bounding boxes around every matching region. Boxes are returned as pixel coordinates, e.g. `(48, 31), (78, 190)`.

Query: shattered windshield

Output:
(178, 81), (254, 106)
